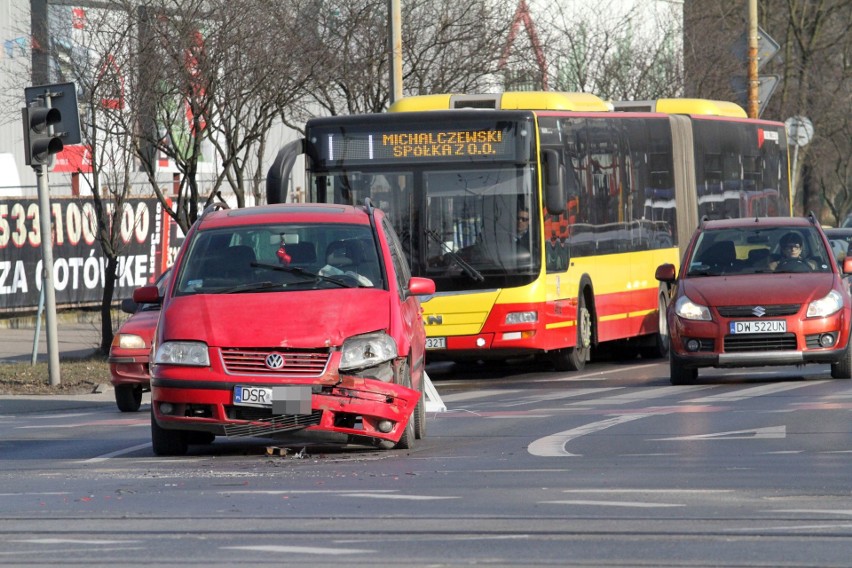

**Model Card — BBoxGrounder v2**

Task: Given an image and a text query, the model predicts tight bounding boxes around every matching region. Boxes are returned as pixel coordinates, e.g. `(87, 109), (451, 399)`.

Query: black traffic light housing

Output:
(23, 104), (64, 166)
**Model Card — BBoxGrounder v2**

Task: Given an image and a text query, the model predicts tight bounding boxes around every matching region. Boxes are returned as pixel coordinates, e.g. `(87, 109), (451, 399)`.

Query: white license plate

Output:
(233, 385), (313, 415)
(425, 337), (446, 350)
(729, 320), (787, 334)
(233, 385), (273, 408)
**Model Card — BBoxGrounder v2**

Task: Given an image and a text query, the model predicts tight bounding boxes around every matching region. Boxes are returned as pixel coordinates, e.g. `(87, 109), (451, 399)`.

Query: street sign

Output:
(731, 25), (781, 71)
(785, 116), (814, 147)
(730, 75), (780, 117)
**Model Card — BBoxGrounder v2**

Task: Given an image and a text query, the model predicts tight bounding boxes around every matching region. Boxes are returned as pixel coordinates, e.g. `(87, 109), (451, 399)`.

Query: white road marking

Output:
(342, 493), (459, 501)
(573, 385), (711, 406)
(440, 390), (522, 403)
(224, 545), (372, 555)
(686, 382), (818, 403)
(541, 500), (684, 508)
(83, 442), (153, 463)
(528, 413), (655, 457)
(653, 426), (786, 441)
(10, 538), (138, 544)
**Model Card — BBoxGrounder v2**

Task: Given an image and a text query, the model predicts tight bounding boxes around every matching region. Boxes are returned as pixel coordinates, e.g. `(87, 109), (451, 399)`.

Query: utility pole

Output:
(747, 0), (759, 119)
(388, 0), (403, 104)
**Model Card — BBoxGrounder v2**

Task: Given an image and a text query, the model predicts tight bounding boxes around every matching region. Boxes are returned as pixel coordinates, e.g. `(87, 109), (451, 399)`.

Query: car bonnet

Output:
(160, 288), (392, 350)
(680, 272), (837, 307)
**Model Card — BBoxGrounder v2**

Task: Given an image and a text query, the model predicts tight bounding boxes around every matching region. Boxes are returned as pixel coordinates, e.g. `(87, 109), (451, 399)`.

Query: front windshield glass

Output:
(687, 226), (833, 276)
(174, 223), (384, 295)
(308, 165), (539, 289)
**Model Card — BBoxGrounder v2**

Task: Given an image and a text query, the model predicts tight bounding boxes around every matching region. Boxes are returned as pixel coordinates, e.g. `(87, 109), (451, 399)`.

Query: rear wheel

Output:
(551, 293), (591, 371)
(115, 384), (143, 412)
(670, 356), (697, 385)
(640, 292), (670, 360)
(831, 342), (852, 379)
(151, 409), (189, 456)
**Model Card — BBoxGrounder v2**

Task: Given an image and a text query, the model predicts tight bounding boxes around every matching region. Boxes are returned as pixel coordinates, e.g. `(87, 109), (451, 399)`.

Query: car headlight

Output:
(154, 341), (210, 366)
(116, 334), (146, 350)
(505, 311), (537, 325)
(807, 289), (844, 318)
(339, 332), (397, 371)
(675, 295), (712, 321)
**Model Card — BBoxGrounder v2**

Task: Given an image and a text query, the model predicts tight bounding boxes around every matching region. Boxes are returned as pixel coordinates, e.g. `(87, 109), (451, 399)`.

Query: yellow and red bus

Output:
(267, 91), (790, 371)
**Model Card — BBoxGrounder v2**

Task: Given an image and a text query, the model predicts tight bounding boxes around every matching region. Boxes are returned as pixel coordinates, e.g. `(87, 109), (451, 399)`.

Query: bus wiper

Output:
(251, 261), (355, 288)
(424, 229), (485, 282)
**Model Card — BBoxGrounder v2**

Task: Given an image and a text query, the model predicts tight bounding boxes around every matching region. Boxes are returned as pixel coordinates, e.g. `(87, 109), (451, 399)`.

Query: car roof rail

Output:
(700, 215), (709, 228)
(807, 211), (817, 225)
(198, 201), (230, 224)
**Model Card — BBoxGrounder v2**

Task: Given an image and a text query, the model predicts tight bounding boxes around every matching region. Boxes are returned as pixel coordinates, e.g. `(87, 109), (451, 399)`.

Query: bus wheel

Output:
(551, 294), (591, 372)
(640, 292), (670, 359)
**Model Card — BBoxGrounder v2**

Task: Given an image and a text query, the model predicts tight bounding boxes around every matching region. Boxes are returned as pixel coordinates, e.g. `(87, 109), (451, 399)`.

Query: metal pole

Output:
(31, 285), (44, 365)
(36, 163), (61, 386)
(388, 0), (403, 104)
(747, 0), (759, 118)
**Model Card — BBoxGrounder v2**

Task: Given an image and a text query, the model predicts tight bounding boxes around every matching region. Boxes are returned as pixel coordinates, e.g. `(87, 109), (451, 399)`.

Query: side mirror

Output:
(542, 149), (566, 215)
(655, 263), (676, 283)
(407, 276), (436, 297)
(120, 298), (138, 314)
(133, 285), (161, 305)
(843, 257), (852, 275)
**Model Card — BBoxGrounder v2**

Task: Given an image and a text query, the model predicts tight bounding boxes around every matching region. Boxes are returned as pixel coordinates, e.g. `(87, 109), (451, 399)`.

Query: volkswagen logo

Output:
(752, 306), (766, 317)
(265, 353), (285, 369)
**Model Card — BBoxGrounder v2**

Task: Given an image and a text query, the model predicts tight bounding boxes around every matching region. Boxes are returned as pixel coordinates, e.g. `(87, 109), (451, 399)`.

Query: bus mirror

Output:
(543, 150), (566, 215)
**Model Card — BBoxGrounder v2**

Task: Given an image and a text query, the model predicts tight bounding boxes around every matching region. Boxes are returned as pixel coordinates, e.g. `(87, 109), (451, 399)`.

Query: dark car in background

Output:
(657, 216), (852, 385)
(108, 269), (171, 412)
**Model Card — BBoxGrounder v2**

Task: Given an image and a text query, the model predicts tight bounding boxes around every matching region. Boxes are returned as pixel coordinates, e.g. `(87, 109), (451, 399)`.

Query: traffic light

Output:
(22, 103), (63, 166)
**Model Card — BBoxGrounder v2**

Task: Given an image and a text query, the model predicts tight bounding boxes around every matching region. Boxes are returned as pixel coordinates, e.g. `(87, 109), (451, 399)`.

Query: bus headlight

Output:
(340, 332), (397, 371)
(154, 341), (210, 366)
(505, 311), (537, 325)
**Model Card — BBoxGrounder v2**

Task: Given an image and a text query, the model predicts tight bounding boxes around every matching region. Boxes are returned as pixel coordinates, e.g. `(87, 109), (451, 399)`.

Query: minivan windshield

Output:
(175, 223), (384, 295)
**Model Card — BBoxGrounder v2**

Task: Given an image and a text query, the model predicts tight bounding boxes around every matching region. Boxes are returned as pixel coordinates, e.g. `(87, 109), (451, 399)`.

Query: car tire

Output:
(830, 342), (852, 379)
(640, 292), (670, 360)
(670, 355), (697, 385)
(394, 363), (416, 450)
(414, 368), (427, 440)
(187, 431), (216, 445)
(551, 292), (591, 371)
(151, 409), (189, 456)
(115, 384), (143, 412)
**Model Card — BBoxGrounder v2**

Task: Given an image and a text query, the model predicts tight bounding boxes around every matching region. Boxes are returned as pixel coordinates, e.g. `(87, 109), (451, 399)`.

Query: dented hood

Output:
(160, 289), (391, 349)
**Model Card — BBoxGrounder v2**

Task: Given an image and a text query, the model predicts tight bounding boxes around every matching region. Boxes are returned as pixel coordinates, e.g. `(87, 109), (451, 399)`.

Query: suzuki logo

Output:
(426, 315), (443, 325)
(752, 306), (766, 317)
(265, 353), (285, 369)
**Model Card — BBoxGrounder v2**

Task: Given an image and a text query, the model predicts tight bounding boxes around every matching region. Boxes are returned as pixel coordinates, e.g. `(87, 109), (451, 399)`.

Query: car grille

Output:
(221, 348), (330, 376)
(717, 304), (800, 317)
(223, 409), (323, 437)
(724, 333), (797, 352)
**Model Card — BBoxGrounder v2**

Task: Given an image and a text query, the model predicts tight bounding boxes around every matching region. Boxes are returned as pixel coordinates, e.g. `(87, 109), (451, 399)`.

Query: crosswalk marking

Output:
(685, 381), (820, 403)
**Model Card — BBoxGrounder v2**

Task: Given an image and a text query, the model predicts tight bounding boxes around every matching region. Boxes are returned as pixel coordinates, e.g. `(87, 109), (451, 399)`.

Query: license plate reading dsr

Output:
(729, 320), (787, 334)
(233, 385), (312, 415)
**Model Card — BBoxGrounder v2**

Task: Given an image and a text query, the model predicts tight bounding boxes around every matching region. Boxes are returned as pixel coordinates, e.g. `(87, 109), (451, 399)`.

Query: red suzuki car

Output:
(134, 201), (435, 455)
(109, 269), (171, 412)
(657, 216), (852, 385)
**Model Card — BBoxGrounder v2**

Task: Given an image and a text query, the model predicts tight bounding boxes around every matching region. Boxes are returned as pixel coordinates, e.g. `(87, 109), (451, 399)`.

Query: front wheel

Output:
(640, 292), (670, 360)
(115, 384), (143, 412)
(551, 293), (591, 371)
(670, 356), (697, 385)
(151, 409), (189, 456)
(831, 342), (852, 379)
(394, 362), (416, 450)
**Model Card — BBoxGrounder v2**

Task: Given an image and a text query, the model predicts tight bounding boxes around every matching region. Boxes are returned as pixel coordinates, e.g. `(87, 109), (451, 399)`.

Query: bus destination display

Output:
(314, 126), (519, 165)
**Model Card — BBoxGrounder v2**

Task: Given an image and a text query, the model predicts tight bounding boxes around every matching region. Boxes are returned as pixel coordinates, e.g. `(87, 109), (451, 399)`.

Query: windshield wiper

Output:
(216, 281), (285, 294)
(424, 229), (485, 282)
(251, 261), (355, 288)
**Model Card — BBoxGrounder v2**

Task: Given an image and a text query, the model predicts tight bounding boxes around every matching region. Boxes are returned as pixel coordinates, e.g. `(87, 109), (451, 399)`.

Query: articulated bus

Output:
(266, 91), (791, 371)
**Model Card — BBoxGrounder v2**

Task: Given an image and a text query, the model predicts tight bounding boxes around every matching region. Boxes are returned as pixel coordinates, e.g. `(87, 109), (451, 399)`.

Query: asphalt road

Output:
(3, 357), (852, 566)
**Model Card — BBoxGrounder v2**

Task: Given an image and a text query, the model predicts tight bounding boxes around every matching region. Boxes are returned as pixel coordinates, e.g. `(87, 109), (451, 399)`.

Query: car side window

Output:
(383, 218), (410, 297)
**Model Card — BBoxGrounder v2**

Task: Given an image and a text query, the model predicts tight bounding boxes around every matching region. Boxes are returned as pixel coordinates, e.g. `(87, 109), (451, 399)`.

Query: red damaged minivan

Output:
(134, 201), (435, 455)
